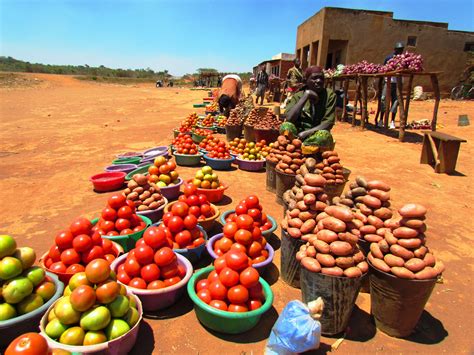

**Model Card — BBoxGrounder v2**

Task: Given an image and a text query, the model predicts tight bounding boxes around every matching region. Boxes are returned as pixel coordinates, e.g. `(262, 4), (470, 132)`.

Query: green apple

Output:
(0, 256), (23, 280)
(45, 318), (69, 339)
(2, 276), (34, 303)
(17, 293), (44, 314)
(83, 330), (107, 345)
(54, 296), (81, 325)
(59, 326), (85, 345)
(107, 294), (129, 318)
(0, 235), (16, 258)
(13, 247), (36, 270)
(23, 266), (45, 286)
(0, 303), (17, 320)
(105, 319), (130, 340)
(80, 306), (111, 331)
(122, 307), (139, 328)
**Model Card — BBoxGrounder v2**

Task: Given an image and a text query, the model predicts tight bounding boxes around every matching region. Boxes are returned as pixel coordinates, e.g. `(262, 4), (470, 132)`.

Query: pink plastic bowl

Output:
(136, 196), (168, 223)
(159, 177), (183, 201)
(111, 252), (193, 311)
(90, 172), (126, 192)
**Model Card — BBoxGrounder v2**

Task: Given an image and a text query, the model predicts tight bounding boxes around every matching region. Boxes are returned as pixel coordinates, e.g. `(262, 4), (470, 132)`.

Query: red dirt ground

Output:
(0, 73), (473, 354)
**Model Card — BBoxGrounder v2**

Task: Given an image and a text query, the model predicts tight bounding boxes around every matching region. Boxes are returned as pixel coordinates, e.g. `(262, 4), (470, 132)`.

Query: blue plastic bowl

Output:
(203, 155), (235, 171)
(219, 210), (277, 238)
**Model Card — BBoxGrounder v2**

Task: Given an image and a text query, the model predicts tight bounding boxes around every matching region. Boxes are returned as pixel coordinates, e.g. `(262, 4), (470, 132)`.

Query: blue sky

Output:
(1, 0), (473, 75)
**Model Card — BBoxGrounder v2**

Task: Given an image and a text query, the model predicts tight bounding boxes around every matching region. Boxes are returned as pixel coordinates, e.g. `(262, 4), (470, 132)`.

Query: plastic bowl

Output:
(141, 151), (170, 164)
(90, 172), (126, 192)
(105, 164), (138, 174)
(112, 157), (141, 165)
(159, 177), (183, 201)
(39, 293), (142, 354)
(192, 132), (207, 143)
(203, 155), (235, 171)
(235, 157), (266, 172)
(125, 164), (152, 181)
(187, 266), (274, 334)
(192, 181), (229, 203)
(0, 272), (64, 347)
(94, 215), (152, 252)
(219, 210), (277, 237)
(39, 242), (124, 284)
(116, 152), (142, 159)
(111, 253), (193, 311)
(136, 197), (168, 224)
(174, 152), (203, 166)
(165, 200), (220, 232)
(207, 233), (274, 272)
(143, 146), (168, 157)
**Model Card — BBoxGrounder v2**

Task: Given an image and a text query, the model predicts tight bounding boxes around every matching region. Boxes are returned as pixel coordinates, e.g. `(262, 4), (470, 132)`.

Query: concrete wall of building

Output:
(296, 7), (474, 92)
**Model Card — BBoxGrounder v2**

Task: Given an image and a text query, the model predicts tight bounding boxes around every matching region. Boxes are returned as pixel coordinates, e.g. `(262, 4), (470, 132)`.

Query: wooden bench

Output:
(420, 131), (467, 173)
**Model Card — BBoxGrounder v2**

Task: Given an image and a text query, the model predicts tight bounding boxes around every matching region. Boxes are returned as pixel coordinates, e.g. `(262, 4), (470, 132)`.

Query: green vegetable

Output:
(279, 122), (297, 138)
(303, 130), (334, 147)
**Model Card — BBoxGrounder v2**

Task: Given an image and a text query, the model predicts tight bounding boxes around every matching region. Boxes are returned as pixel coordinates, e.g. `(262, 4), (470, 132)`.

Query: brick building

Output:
(252, 53), (296, 80)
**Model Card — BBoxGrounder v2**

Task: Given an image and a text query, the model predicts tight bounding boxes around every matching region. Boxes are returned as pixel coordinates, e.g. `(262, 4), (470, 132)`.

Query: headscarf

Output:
(304, 66), (323, 79)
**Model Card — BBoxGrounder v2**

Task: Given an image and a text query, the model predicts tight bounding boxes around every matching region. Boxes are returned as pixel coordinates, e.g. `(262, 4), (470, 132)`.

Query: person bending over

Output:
(218, 74), (242, 116)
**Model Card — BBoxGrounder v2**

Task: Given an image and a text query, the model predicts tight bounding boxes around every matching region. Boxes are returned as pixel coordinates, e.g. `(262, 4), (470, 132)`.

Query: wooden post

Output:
(430, 74), (441, 131)
(361, 76), (368, 129)
(374, 77), (383, 124)
(397, 77), (407, 142)
(352, 77), (360, 126)
(405, 74), (414, 118)
(342, 78), (349, 122)
(384, 76), (391, 128)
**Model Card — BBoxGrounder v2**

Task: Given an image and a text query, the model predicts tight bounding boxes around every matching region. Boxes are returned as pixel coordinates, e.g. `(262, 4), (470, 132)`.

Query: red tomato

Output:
(183, 182), (197, 197)
(44, 257), (53, 268)
(196, 279), (209, 291)
(48, 245), (61, 261)
(81, 246), (105, 264)
(234, 229), (253, 246)
(154, 247), (176, 266)
(129, 277), (147, 289)
(171, 202), (189, 217)
(5, 332), (49, 355)
(188, 205), (201, 217)
(227, 285), (249, 304)
(49, 261), (67, 273)
(239, 267), (260, 288)
(209, 300), (228, 311)
(104, 254), (115, 263)
(85, 258), (110, 284)
(117, 271), (131, 285)
(247, 208), (262, 221)
(192, 237), (205, 248)
(208, 280), (227, 300)
(248, 299), (263, 310)
(117, 206), (133, 219)
(160, 261), (179, 279)
(235, 204), (247, 215)
(135, 244), (154, 265)
(107, 231), (120, 236)
(228, 303), (249, 312)
(213, 256), (227, 273)
(108, 193), (127, 209)
(101, 238), (114, 254)
(72, 234), (92, 252)
(207, 270), (220, 283)
(225, 250), (249, 271)
(167, 216), (184, 233)
(248, 241), (263, 258)
(236, 214), (254, 230)
(100, 220), (115, 233)
(248, 283), (264, 301)
(126, 199), (136, 211)
(140, 263), (160, 283)
(124, 257), (141, 277)
(198, 194), (208, 205)
(175, 230), (192, 248)
(245, 195), (260, 209)
(129, 214), (141, 227)
(251, 226), (262, 240)
(164, 276), (181, 287)
(115, 218), (131, 232)
(200, 204), (211, 217)
(147, 280), (166, 289)
(183, 215), (198, 230)
(197, 289), (212, 304)
(186, 195), (200, 206)
(70, 217), (92, 236)
(91, 231), (104, 245)
(55, 230), (74, 250)
(223, 222), (238, 237)
(60, 248), (81, 266)
(178, 195), (188, 203)
(219, 267), (240, 287)
(177, 263), (186, 278)
(162, 212), (173, 225)
(230, 243), (247, 254)
(101, 207), (117, 221)
(143, 227), (167, 249)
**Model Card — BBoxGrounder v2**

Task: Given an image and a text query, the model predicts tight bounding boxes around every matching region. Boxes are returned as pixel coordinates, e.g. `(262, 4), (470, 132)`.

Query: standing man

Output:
(379, 42), (404, 129)
(218, 74), (242, 117)
(282, 58), (304, 108)
(255, 65), (269, 105)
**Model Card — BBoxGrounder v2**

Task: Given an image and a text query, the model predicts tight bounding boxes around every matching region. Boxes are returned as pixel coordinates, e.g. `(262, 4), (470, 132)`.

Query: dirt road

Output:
(0, 73), (473, 354)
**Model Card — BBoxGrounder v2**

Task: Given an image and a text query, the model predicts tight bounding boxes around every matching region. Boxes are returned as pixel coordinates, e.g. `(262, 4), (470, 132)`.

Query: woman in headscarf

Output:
(284, 66), (336, 140)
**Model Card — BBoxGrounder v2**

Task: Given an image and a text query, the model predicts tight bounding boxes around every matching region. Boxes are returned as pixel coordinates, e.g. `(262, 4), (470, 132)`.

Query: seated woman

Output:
(284, 66), (336, 140)
(218, 74), (242, 116)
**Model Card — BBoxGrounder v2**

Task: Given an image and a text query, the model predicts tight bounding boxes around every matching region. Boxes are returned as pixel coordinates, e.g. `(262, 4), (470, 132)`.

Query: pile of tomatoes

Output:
(195, 250), (264, 312)
(147, 156), (179, 186)
(199, 136), (232, 159)
(224, 195), (273, 232)
(178, 113), (199, 132)
(117, 232), (186, 289)
(177, 182), (216, 220)
(193, 128), (213, 138)
(172, 133), (199, 155)
(229, 138), (271, 160)
(200, 114), (215, 127)
(44, 215), (120, 274)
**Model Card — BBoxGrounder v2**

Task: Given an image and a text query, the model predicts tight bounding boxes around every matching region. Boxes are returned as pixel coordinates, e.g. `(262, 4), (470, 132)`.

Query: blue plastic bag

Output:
(266, 300), (321, 355)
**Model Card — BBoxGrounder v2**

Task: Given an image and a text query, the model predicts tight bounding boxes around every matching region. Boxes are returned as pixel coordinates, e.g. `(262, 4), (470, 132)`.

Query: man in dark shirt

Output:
(255, 66), (269, 105)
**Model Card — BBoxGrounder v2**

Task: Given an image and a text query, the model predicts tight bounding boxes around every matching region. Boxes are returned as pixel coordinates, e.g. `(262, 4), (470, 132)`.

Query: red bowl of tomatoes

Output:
(193, 181), (229, 204)
(90, 172), (126, 192)
(39, 242), (124, 284)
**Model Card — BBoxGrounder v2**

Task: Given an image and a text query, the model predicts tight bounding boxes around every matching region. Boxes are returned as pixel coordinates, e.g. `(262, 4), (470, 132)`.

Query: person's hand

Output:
(298, 130), (312, 140)
(304, 89), (319, 102)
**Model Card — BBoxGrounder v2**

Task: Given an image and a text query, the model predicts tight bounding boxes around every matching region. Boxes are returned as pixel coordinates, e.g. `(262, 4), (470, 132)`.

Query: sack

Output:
(265, 300), (321, 355)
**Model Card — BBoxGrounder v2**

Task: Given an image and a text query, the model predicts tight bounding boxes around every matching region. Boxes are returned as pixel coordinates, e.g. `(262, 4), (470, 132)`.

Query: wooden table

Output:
(420, 131), (467, 173)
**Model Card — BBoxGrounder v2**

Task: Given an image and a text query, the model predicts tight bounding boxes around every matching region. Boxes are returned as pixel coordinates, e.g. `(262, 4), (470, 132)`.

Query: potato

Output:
(321, 266), (344, 277)
(295, 190), (305, 201)
(295, 174), (305, 186)
(362, 195), (382, 209)
(391, 266), (415, 279)
(286, 144), (296, 153)
(288, 218), (303, 229)
(148, 201), (161, 210)
(369, 253), (391, 273)
(123, 188), (131, 195)
(359, 204), (373, 216)
(423, 253), (436, 267)
(405, 258), (426, 273)
(316, 229), (339, 243)
(296, 251), (307, 261)
(376, 227), (390, 237)
(370, 243), (384, 259)
(289, 208), (300, 218)
(311, 201), (328, 212)
(313, 239), (330, 253)
(322, 173), (336, 180)
(315, 162), (325, 170)
(330, 241), (353, 256)
(301, 257), (322, 272)
(374, 207), (393, 220)
(340, 198), (354, 207)
(327, 156), (340, 164)
(299, 211), (317, 221)
(292, 139), (302, 148)
(415, 267), (437, 280)
(367, 215), (384, 229)
(398, 203), (427, 219)
(290, 164), (300, 171)
(133, 174), (148, 185)
(350, 228), (361, 237)
(287, 228), (302, 239)
(367, 180), (391, 192)
(338, 232), (359, 245)
(316, 212), (329, 222)
(378, 239), (390, 253)
(285, 168), (295, 175)
(384, 218), (401, 229)
(296, 200), (309, 211)
(317, 193), (328, 202)
(127, 180), (139, 189)
(351, 218), (364, 229)
(359, 225), (376, 235)
(414, 245), (428, 259)
(301, 219), (316, 234)
(364, 234), (383, 242)
(322, 217), (346, 232)
(344, 266), (362, 278)
(143, 197), (154, 205)
(303, 173), (326, 187)
(302, 185), (324, 194)
(322, 151), (337, 158)
(390, 244), (414, 260)
(316, 253), (336, 267)
(137, 204), (149, 211)
(400, 217), (425, 229)
(133, 186), (144, 194)
(357, 261), (369, 273)
(393, 227), (419, 239)
(303, 193), (316, 206)
(139, 191), (151, 200)
(336, 256), (355, 269)
(355, 176), (368, 188)
(354, 212), (368, 224)
(369, 189), (390, 202)
(300, 165), (309, 176)
(306, 246), (316, 258)
(384, 254), (405, 267)
(433, 261), (445, 275)
(323, 166), (335, 174)
(351, 187), (367, 197)
(127, 192), (139, 201)
(398, 238), (422, 249)
(331, 163), (343, 170)
(324, 206), (353, 222)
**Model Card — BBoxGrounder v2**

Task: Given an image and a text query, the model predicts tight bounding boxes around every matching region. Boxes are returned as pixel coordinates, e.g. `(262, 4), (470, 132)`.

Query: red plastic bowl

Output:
(186, 180), (229, 203)
(90, 172), (126, 192)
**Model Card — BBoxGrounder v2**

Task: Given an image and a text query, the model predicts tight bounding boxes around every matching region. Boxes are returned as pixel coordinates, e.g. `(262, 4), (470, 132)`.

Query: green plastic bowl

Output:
(91, 215), (152, 251)
(112, 157), (141, 165)
(174, 152), (203, 166)
(187, 266), (274, 334)
(125, 164), (152, 181)
(191, 132), (207, 143)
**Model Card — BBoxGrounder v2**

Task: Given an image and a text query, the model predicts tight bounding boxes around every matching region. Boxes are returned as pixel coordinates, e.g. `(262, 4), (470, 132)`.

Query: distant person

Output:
(249, 76), (256, 92)
(255, 66), (269, 105)
(218, 74), (242, 116)
(282, 58), (304, 108)
(284, 66), (336, 140)
(379, 41), (404, 129)
(156, 80), (163, 88)
(217, 76), (222, 87)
